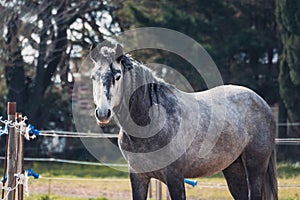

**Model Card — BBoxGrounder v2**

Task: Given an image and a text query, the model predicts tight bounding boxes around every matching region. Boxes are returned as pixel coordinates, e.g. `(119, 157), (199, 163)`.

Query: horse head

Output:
(90, 44), (124, 125)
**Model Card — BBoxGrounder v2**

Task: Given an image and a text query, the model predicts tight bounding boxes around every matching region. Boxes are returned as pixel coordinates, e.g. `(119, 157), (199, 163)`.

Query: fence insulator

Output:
(27, 125), (40, 136)
(25, 169), (39, 179)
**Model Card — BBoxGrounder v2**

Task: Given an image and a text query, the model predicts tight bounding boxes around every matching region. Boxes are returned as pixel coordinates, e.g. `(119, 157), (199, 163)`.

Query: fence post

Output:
(155, 180), (162, 200)
(148, 179), (152, 198)
(1, 115), (9, 199)
(16, 113), (24, 200)
(165, 185), (170, 200)
(7, 102), (17, 200)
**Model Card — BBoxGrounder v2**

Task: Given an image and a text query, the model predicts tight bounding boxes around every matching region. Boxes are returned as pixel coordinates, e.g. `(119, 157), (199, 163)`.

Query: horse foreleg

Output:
(165, 171), (186, 200)
(130, 172), (150, 200)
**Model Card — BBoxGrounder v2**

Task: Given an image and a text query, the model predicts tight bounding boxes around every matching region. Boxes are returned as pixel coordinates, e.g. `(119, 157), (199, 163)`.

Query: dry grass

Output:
(24, 176), (300, 200)
(5, 162), (295, 199)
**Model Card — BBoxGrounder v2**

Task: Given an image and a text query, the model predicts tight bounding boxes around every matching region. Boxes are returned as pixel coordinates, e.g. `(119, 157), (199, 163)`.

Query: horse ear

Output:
(90, 44), (98, 63)
(115, 44), (123, 63)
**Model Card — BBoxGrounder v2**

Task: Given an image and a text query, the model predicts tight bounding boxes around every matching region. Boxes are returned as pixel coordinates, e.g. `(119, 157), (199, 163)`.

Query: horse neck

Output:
(121, 57), (162, 103)
(115, 61), (177, 132)
(114, 63), (183, 154)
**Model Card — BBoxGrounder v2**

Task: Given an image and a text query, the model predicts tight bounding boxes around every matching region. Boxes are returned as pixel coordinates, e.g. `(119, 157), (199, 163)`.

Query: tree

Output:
(276, 0), (300, 137)
(0, 0), (124, 158)
(0, 0), (122, 128)
(117, 0), (280, 103)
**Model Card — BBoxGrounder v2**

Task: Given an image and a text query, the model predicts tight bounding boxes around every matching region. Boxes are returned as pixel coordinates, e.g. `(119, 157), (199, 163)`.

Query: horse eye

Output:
(90, 75), (96, 80)
(115, 74), (121, 81)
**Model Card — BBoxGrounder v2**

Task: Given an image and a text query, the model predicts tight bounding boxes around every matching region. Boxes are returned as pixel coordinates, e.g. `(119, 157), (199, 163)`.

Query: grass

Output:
(24, 176), (300, 200)
(1, 161), (299, 179)
(25, 161), (129, 178)
(277, 162), (300, 178)
(1, 162), (300, 199)
(25, 195), (109, 200)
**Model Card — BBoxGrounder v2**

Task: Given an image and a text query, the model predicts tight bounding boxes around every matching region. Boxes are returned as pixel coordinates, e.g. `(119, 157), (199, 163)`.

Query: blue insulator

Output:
(28, 124), (40, 136)
(184, 178), (197, 187)
(26, 168), (40, 179)
(1, 175), (7, 183)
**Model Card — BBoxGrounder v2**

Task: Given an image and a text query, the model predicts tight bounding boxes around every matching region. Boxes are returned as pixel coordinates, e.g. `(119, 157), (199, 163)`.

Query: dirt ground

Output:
(28, 178), (133, 199)
(27, 178), (210, 200)
(27, 177), (300, 200)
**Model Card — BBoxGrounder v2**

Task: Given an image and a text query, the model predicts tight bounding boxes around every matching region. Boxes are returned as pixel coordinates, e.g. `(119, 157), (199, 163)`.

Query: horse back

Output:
(182, 85), (276, 177)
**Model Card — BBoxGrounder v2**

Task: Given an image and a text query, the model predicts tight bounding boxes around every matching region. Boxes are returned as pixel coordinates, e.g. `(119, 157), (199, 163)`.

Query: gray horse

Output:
(90, 44), (278, 200)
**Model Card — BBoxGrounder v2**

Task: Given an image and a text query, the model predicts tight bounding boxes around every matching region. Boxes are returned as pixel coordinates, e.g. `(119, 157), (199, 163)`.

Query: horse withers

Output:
(90, 44), (278, 200)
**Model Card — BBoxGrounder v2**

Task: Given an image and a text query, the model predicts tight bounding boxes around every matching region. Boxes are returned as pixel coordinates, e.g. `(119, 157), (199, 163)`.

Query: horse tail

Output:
(263, 148), (278, 200)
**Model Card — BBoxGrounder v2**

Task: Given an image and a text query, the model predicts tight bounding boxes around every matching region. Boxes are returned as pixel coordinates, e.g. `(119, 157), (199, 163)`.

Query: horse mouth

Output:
(97, 119), (110, 125)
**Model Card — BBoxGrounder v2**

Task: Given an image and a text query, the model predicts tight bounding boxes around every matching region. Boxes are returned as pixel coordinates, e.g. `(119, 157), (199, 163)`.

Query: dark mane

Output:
(116, 54), (176, 126)
(120, 54), (168, 86)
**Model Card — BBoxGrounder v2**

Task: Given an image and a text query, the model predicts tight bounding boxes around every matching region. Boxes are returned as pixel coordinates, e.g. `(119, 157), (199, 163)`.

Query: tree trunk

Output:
(5, 14), (26, 112)
(276, 0), (300, 135)
(276, 0), (300, 160)
(24, 1), (68, 124)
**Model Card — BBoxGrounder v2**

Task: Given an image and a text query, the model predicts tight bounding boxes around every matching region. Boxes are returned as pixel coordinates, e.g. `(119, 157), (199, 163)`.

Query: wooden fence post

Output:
(155, 180), (162, 200)
(7, 102), (17, 200)
(165, 185), (170, 200)
(16, 113), (24, 200)
(148, 179), (152, 198)
(1, 111), (9, 199)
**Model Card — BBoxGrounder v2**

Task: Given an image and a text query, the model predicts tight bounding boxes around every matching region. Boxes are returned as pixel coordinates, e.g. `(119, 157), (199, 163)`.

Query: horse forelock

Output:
(99, 46), (116, 64)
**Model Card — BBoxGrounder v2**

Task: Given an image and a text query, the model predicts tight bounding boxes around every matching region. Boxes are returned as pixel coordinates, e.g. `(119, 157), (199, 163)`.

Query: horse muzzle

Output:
(95, 108), (112, 125)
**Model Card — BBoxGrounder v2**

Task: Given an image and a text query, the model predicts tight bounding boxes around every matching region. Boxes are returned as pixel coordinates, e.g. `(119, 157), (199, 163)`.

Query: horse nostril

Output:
(95, 109), (101, 120)
(107, 109), (111, 119)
